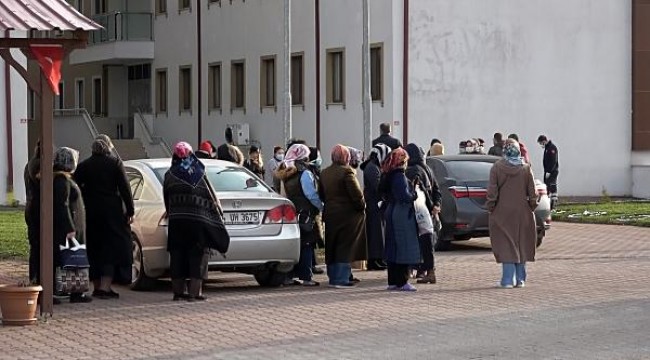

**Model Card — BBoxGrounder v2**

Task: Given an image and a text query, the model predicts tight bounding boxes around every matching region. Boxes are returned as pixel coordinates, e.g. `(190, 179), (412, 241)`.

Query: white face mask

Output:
(465, 147), (474, 153)
(539, 143), (546, 149)
(275, 153), (284, 161)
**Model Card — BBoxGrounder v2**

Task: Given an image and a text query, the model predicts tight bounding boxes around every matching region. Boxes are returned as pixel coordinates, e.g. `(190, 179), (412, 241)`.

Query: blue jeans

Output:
(327, 263), (351, 285)
(294, 244), (313, 281)
(501, 263), (526, 286)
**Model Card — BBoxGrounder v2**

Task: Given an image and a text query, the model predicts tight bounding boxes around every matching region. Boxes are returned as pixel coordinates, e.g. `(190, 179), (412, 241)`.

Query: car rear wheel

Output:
(254, 269), (286, 287)
(130, 236), (157, 291)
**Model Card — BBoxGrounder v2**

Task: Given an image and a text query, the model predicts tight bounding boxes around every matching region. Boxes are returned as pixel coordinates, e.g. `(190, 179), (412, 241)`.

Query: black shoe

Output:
(367, 260), (387, 271)
(312, 267), (325, 275)
(349, 276), (361, 284)
(70, 294), (92, 303)
(173, 293), (191, 301)
(53, 297), (62, 305)
(187, 295), (207, 302)
(93, 289), (119, 299)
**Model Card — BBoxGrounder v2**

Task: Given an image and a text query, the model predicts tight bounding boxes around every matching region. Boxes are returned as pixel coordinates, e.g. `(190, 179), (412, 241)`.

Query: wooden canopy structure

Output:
(0, 0), (100, 315)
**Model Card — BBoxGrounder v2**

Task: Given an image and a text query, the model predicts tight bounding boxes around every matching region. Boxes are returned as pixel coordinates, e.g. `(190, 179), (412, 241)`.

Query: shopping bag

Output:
(56, 267), (90, 293)
(414, 186), (434, 235)
(59, 237), (90, 269)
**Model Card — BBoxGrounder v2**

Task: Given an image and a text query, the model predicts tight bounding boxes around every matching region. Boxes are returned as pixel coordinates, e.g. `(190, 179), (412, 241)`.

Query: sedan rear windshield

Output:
(444, 160), (494, 181)
(154, 166), (271, 193)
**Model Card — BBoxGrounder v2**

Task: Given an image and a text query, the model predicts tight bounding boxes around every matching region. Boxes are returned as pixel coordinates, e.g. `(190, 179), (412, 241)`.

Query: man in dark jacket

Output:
(217, 127), (234, 161)
(538, 135), (559, 209)
(372, 123), (402, 150)
(404, 143), (441, 284)
(488, 132), (505, 157)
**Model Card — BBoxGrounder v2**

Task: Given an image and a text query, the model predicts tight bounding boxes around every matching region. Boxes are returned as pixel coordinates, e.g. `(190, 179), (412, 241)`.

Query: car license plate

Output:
(225, 212), (260, 225)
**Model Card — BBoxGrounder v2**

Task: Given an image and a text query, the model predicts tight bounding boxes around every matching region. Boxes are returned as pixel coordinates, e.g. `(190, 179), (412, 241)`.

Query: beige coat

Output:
(486, 160), (538, 264)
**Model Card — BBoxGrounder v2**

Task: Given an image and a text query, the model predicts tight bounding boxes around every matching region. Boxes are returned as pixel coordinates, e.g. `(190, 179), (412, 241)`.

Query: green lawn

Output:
(553, 201), (650, 227)
(0, 210), (28, 260)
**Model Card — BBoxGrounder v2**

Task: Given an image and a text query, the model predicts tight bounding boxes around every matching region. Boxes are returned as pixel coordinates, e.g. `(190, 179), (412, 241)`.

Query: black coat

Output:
(53, 173), (86, 267)
(404, 144), (442, 211)
(74, 154), (134, 278)
(361, 159), (384, 260)
(543, 141), (559, 174)
(372, 134), (403, 150)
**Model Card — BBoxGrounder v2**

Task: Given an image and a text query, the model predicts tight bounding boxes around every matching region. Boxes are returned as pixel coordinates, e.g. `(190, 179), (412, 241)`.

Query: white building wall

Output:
(0, 48), (28, 204)
(408, 0), (632, 196)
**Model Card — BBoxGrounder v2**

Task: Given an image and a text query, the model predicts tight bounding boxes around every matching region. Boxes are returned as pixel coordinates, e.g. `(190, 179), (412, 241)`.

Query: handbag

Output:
(59, 237), (90, 269)
(56, 267), (90, 293)
(204, 178), (231, 255)
(414, 186), (434, 235)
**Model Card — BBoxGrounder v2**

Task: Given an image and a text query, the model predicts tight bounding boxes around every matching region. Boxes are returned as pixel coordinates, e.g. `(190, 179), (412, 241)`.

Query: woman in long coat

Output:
(380, 148), (421, 292)
(486, 139), (538, 288)
(75, 136), (134, 299)
(53, 147), (92, 303)
(320, 145), (366, 288)
(360, 143), (391, 271)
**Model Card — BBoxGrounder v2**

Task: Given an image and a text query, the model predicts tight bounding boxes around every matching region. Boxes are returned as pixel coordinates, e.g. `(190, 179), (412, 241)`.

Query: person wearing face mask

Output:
(507, 134), (530, 164)
(265, 146), (285, 193)
(462, 139), (479, 154)
(537, 135), (559, 210)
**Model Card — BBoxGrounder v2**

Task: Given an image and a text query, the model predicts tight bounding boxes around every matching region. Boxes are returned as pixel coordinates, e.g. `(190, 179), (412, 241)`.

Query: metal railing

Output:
(134, 109), (172, 157)
(90, 12), (154, 45)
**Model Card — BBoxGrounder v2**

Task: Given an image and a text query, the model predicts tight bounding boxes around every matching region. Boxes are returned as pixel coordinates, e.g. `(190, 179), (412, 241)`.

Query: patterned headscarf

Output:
(346, 146), (363, 168)
(54, 147), (80, 173)
(283, 144), (311, 168)
(170, 141), (205, 187)
(381, 147), (409, 173)
(92, 139), (111, 156)
(370, 143), (391, 164)
(331, 144), (351, 165)
(503, 140), (523, 166)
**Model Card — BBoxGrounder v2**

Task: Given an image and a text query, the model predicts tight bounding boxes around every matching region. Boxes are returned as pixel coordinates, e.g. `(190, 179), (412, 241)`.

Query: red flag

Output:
(30, 45), (64, 95)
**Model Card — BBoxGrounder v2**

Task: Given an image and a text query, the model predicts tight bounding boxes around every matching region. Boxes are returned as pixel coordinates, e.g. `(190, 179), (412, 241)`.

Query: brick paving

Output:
(0, 222), (649, 359)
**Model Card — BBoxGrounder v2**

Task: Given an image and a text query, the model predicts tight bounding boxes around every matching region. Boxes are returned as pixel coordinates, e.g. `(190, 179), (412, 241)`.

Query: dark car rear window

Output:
(444, 160), (495, 181)
(154, 166), (271, 193)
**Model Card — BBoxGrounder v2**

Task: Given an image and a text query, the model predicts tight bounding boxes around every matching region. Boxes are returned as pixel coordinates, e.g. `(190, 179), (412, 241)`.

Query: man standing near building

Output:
(537, 135), (559, 210)
(372, 123), (402, 150)
(488, 133), (505, 157)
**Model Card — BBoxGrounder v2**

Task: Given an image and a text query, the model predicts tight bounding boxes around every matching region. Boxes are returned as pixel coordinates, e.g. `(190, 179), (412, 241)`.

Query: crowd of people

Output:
(23, 122), (559, 302)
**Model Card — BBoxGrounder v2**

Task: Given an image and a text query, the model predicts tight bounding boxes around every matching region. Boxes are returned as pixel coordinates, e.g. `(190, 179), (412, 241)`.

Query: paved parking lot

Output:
(1, 222), (650, 359)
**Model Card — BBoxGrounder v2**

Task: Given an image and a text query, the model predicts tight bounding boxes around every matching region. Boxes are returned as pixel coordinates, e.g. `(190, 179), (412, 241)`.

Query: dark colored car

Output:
(426, 155), (551, 251)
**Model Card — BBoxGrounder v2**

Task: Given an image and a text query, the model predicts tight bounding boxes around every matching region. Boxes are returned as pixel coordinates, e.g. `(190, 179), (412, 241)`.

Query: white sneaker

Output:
(515, 281), (525, 288)
(328, 283), (356, 289)
(497, 283), (514, 289)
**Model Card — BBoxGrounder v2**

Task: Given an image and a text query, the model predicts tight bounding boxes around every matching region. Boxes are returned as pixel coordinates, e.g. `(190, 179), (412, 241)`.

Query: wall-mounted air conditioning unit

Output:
(228, 123), (250, 145)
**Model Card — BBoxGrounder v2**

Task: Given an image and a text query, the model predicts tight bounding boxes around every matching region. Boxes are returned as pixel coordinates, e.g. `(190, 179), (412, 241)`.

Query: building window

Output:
(231, 60), (246, 110)
(291, 53), (304, 106)
(179, 66), (192, 112)
(54, 82), (65, 110)
(94, 0), (106, 14)
(128, 64), (152, 80)
(370, 44), (383, 102)
(156, 0), (167, 14)
(260, 56), (276, 108)
(75, 79), (85, 109)
(179, 0), (191, 11)
(156, 69), (168, 114)
(208, 63), (222, 110)
(326, 49), (345, 104)
(92, 77), (102, 115)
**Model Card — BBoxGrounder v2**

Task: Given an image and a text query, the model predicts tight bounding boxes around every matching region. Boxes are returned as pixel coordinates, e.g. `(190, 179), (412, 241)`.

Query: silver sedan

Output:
(124, 159), (300, 290)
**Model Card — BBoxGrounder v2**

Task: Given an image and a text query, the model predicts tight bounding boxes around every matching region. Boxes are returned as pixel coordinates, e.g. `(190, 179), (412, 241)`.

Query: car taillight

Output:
(454, 223), (469, 229)
(264, 204), (297, 224)
(450, 186), (486, 198)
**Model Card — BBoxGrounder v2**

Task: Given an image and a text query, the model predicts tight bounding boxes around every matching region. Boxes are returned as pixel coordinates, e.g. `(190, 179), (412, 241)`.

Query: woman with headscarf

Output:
(53, 147), (92, 303)
(486, 139), (538, 288)
(74, 136), (134, 299)
(347, 146), (364, 170)
(196, 140), (217, 159)
(307, 146), (326, 275)
(274, 144), (322, 286)
(404, 143), (441, 284)
(243, 145), (265, 179)
(380, 148), (421, 292)
(265, 146), (285, 192)
(320, 145), (366, 288)
(164, 142), (227, 300)
(360, 143), (391, 271)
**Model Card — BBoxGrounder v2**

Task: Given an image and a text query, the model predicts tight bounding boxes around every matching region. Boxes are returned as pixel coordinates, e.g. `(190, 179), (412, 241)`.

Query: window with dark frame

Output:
(231, 61), (246, 109)
(370, 44), (383, 102)
(76, 79), (84, 109)
(94, 0), (106, 14)
(291, 54), (304, 106)
(92, 78), (102, 114)
(55, 82), (65, 110)
(327, 50), (345, 104)
(208, 63), (222, 110)
(180, 67), (192, 112)
(260, 56), (276, 107)
(156, 0), (167, 14)
(179, 0), (190, 11)
(156, 69), (168, 113)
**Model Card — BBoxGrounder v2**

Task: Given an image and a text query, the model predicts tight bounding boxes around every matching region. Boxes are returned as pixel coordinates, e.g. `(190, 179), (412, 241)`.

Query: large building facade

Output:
(35, 0), (649, 197)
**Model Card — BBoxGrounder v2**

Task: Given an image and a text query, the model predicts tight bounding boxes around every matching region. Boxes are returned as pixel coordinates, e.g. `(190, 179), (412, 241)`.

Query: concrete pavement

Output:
(1, 222), (649, 359)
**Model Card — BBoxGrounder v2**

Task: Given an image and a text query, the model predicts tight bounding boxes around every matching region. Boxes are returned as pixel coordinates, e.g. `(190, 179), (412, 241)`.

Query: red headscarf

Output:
(331, 144), (351, 165)
(381, 147), (409, 173)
